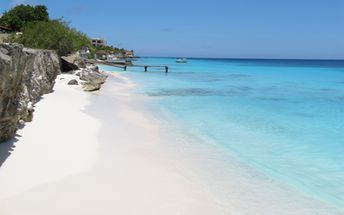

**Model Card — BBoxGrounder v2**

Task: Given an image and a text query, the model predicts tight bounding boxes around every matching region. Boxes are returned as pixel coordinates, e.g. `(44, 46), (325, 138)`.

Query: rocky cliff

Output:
(0, 43), (60, 142)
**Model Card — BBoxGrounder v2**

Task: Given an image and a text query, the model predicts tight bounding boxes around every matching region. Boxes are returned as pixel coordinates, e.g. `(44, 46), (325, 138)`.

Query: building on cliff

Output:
(125, 50), (134, 58)
(91, 38), (106, 47)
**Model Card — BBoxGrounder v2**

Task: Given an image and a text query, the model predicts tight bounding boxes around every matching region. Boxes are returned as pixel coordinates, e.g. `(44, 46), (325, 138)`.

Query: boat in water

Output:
(176, 58), (187, 63)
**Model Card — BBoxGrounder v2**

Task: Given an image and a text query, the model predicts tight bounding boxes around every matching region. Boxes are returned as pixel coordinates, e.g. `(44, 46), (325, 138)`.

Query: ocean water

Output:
(101, 58), (344, 210)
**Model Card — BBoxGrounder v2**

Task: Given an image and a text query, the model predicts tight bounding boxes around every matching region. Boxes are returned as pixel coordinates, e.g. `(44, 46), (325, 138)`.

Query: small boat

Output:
(176, 58), (187, 63)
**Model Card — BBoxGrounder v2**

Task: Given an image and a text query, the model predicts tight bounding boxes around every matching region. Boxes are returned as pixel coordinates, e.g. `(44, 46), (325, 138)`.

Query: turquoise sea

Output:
(101, 57), (344, 210)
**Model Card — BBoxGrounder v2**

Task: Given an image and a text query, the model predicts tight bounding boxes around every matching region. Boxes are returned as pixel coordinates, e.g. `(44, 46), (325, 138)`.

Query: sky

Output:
(1, 0), (343, 59)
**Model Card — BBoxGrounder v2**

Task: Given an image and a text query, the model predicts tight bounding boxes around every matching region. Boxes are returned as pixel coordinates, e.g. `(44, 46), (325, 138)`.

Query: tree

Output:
(0, 5), (49, 31)
(34, 5), (49, 21)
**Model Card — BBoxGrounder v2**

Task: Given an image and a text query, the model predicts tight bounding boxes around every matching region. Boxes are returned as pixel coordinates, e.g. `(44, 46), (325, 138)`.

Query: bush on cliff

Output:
(0, 5), (49, 31)
(12, 20), (91, 56)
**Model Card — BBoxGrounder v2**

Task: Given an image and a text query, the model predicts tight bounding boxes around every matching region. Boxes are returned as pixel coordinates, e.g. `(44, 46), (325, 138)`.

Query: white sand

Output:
(0, 73), (101, 199)
(0, 71), (342, 215)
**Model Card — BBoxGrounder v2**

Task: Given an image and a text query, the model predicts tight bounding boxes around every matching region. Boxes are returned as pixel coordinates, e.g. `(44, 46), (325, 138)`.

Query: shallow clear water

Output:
(101, 58), (344, 209)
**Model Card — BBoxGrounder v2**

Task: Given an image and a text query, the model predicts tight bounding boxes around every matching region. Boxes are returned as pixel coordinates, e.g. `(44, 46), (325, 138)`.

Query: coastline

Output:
(0, 70), (342, 214)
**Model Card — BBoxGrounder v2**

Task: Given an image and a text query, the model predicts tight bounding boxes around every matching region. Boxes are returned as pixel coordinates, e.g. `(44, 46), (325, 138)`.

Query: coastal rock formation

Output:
(0, 43), (60, 142)
(79, 66), (107, 92)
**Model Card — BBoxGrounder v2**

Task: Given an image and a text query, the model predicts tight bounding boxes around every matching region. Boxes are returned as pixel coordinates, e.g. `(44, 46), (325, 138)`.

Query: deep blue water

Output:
(101, 57), (344, 209)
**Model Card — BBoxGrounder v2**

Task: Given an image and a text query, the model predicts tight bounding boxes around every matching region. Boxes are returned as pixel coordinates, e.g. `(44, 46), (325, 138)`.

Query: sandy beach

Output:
(0, 1), (343, 213)
(0, 71), (342, 215)
(0, 72), (225, 214)
(0, 73), (101, 199)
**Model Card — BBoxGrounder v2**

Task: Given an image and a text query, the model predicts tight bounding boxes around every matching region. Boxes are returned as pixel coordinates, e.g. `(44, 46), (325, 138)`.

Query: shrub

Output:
(10, 19), (92, 56)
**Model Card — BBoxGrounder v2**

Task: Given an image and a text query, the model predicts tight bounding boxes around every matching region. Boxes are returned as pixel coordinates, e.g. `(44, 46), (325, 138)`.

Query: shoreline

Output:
(0, 70), (342, 214)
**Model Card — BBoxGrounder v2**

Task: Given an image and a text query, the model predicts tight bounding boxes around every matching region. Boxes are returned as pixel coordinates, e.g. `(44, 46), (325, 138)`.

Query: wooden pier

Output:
(89, 60), (169, 73)
(131, 65), (169, 73)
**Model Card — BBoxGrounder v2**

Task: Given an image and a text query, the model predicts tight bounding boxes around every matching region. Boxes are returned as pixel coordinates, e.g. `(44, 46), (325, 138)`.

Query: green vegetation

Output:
(0, 5), (49, 31)
(8, 19), (91, 56)
(2, 4), (127, 57)
(90, 45), (126, 57)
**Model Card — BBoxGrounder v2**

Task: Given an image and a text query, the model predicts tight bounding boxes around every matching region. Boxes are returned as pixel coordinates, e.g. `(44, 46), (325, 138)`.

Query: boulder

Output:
(78, 66), (107, 92)
(68, 79), (79, 85)
(61, 56), (79, 72)
(79, 68), (107, 85)
(81, 82), (102, 92)
(0, 43), (60, 142)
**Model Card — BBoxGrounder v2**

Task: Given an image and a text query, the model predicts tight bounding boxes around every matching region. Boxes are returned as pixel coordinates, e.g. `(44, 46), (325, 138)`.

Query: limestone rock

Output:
(79, 66), (107, 92)
(0, 43), (60, 142)
(81, 82), (101, 91)
(68, 79), (79, 85)
(61, 56), (79, 72)
(80, 68), (107, 84)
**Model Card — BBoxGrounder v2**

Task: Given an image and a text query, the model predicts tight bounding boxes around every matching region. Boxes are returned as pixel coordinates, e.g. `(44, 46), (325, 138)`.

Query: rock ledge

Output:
(0, 43), (61, 142)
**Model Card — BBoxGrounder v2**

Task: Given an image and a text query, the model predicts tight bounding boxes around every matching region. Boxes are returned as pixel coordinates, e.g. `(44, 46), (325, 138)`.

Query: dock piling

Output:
(136, 65), (169, 73)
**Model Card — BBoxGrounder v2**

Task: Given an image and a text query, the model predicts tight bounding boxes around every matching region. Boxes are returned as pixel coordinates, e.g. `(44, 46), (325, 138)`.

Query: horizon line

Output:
(137, 56), (344, 61)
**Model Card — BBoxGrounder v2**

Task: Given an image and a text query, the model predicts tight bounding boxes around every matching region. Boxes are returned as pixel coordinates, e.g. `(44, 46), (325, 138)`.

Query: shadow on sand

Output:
(0, 135), (20, 168)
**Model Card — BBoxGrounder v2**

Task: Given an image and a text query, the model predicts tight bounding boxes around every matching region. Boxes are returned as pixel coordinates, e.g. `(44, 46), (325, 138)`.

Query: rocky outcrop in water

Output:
(0, 43), (60, 142)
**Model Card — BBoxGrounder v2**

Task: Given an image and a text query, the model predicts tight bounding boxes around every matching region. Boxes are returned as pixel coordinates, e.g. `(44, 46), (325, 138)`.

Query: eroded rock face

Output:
(0, 43), (60, 142)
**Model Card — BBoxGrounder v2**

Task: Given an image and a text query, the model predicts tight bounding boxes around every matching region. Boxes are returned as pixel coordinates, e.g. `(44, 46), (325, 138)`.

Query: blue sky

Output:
(1, 0), (343, 59)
